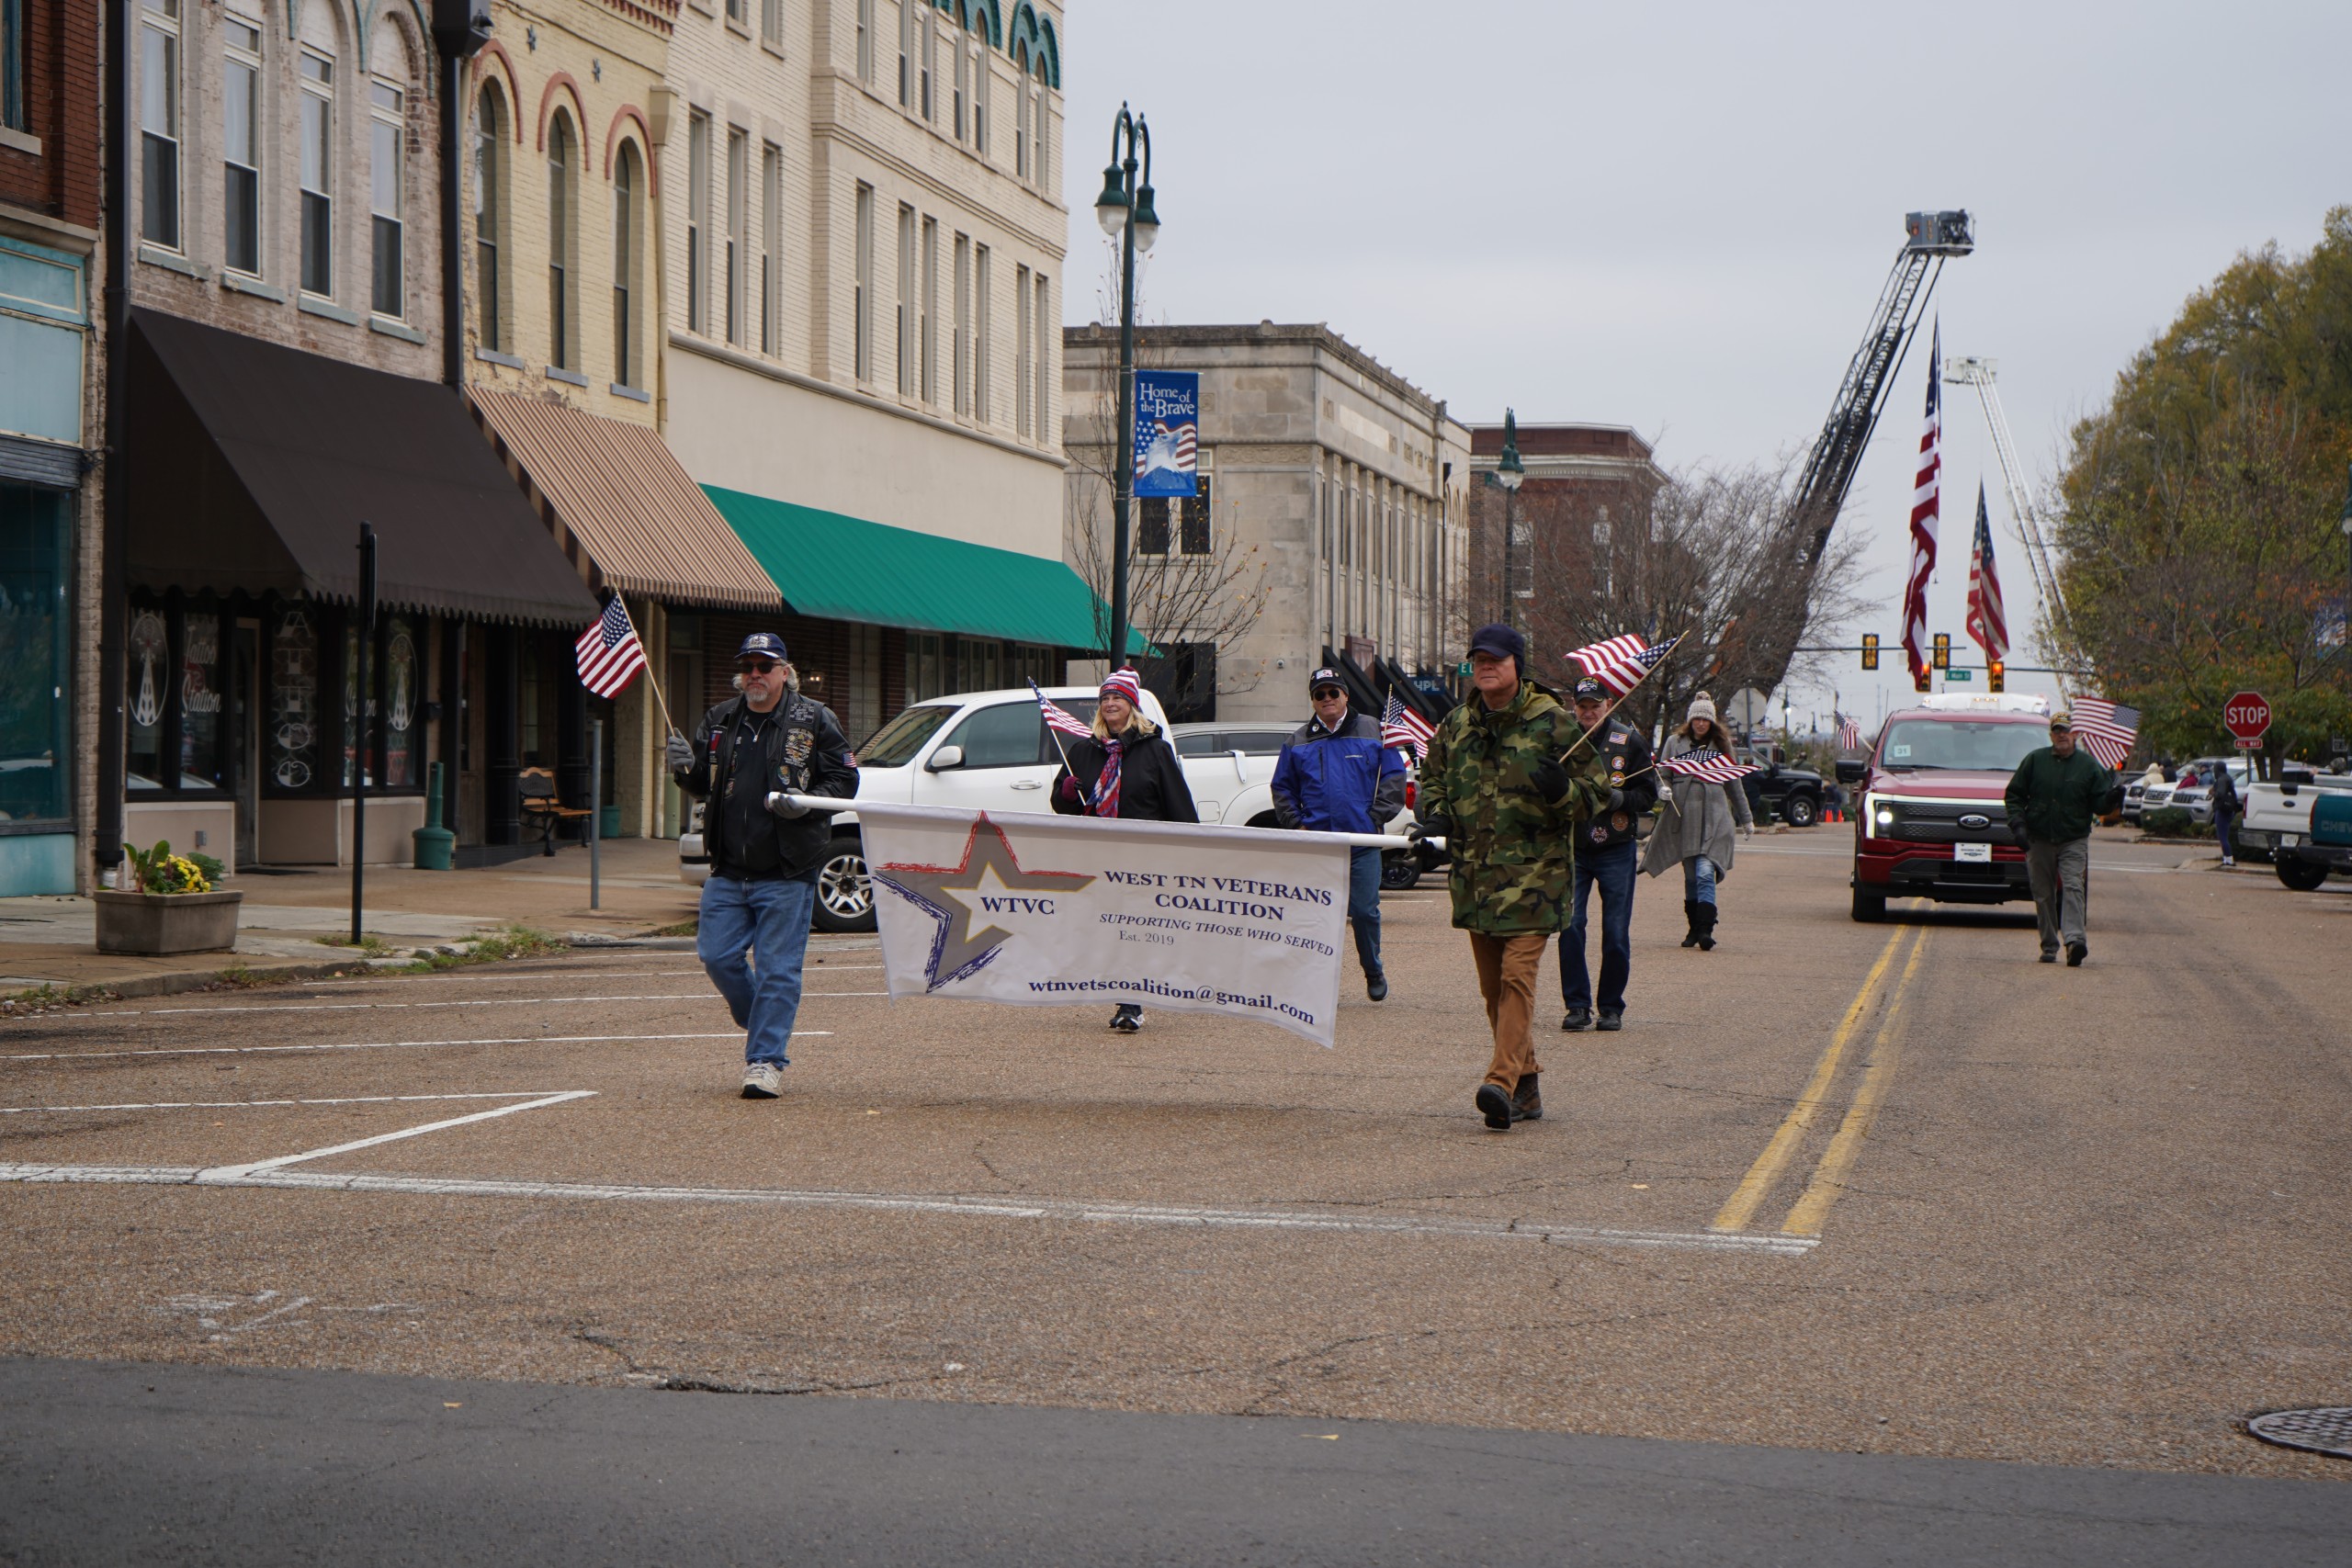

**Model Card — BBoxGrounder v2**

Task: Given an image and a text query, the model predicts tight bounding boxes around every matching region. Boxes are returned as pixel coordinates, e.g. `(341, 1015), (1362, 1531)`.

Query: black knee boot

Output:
(1696, 902), (1718, 951)
(1680, 899), (1702, 948)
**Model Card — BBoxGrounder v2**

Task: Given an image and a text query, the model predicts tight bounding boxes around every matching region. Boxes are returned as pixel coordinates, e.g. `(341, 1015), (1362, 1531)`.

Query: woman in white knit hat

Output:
(1641, 692), (1753, 950)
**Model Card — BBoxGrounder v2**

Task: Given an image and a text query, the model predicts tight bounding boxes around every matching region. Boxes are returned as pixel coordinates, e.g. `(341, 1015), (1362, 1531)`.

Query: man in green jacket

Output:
(2003, 711), (2117, 967)
(1415, 624), (1613, 1130)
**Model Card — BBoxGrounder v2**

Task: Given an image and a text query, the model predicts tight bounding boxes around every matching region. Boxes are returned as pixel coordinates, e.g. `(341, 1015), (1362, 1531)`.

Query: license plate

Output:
(1954, 841), (1992, 863)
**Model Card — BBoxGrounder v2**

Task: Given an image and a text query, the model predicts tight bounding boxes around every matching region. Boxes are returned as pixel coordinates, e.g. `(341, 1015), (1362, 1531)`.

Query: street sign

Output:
(1945, 668), (1973, 683)
(2222, 690), (2271, 747)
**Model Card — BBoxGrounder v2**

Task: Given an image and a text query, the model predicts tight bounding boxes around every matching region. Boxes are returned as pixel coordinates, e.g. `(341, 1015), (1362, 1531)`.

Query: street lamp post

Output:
(1094, 105), (1160, 673)
(1486, 408), (1526, 633)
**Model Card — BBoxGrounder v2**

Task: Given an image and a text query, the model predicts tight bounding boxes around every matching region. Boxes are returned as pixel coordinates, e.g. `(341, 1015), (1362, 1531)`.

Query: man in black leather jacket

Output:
(666, 632), (857, 1098)
(1558, 677), (1658, 1032)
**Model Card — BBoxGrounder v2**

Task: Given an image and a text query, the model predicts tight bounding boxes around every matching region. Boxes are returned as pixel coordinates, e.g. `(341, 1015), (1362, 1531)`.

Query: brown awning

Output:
(125, 308), (602, 626)
(470, 389), (782, 612)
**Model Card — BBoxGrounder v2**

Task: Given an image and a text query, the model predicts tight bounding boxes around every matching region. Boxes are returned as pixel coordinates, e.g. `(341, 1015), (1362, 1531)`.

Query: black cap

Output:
(1573, 677), (1605, 702)
(1308, 666), (1345, 695)
(1467, 622), (1526, 670)
(736, 632), (788, 662)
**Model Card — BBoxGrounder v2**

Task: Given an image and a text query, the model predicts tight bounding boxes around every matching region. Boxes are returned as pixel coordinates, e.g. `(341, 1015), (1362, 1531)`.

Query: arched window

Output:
(1029, 54), (1047, 191)
(612, 140), (642, 387)
(547, 108), (576, 369)
(473, 81), (508, 350)
(1012, 40), (1027, 178)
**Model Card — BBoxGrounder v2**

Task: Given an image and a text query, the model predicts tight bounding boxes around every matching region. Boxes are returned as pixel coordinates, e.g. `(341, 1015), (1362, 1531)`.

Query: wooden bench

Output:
(518, 767), (591, 855)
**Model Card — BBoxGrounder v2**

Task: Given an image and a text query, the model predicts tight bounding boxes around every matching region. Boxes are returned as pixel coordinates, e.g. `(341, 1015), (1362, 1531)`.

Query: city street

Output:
(3, 828), (2348, 1560)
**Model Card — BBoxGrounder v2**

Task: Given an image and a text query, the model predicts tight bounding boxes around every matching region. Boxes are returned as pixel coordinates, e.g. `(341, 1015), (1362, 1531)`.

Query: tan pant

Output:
(1469, 931), (1549, 1091)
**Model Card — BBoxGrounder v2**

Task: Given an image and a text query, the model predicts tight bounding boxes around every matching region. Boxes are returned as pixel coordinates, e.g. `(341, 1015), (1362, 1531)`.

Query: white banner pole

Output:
(763, 794), (1441, 851)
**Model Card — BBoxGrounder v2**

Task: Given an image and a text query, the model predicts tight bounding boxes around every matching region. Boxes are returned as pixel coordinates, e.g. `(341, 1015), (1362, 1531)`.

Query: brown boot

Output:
(1513, 1072), (1543, 1121)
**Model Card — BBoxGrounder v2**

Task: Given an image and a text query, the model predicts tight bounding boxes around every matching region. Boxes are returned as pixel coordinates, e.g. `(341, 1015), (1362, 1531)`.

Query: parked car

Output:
(2239, 768), (2352, 886)
(2165, 757), (2253, 827)
(1734, 744), (1827, 828)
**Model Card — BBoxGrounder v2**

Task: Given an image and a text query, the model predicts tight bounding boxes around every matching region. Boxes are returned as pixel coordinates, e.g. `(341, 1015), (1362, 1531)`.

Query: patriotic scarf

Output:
(1089, 737), (1125, 818)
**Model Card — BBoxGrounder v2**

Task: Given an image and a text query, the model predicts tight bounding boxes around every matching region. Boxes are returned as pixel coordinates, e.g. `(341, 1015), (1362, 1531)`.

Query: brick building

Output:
(0, 0), (101, 894)
(1466, 421), (1665, 668)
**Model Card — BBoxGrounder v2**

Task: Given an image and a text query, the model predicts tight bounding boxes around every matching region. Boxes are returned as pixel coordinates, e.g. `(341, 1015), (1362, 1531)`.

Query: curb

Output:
(9, 957), (384, 1008)
(564, 934), (697, 951)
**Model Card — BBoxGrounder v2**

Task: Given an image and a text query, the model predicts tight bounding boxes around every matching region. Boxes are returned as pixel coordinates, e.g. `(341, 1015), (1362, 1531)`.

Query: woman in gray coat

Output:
(1642, 693), (1753, 950)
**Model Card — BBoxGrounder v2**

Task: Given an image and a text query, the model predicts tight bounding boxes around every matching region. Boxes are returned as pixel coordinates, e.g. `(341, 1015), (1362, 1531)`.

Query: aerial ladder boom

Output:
(1941, 356), (2080, 665)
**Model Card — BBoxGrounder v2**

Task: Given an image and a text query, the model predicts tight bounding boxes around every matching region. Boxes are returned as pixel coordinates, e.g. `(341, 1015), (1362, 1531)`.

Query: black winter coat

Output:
(672, 693), (857, 878)
(1049, 727), (1198, 823)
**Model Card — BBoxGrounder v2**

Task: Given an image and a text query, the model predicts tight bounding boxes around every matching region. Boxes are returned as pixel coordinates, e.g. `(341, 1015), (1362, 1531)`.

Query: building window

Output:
(1032, 270), (1049, 440)
(1030, 71), (1048, 190)
(853, 180), (874, 381)
(219, 18), (264, 274)
(1013, 261), (1030, 436)
(140, 0), (181, 247)
(725, 127), (746, 345)
(919, 7), (934, 121)
(761, 0), (781, 49)
(723, 0), (743, 27)
(685, 111), (709, 334)
(613, 141), (641, 386)
(1136, 499), (1170, 556)
(369, 82), (404, 317)
(855, 0), (873, 83)
(547, 110), (576, 368)
(973, 243), (989, 421)
(760, 142), (781, 355)
(299, 51), (334, 295)
(897, 0), (912, 107)
(920, 215), (937, 404)
(896, 202), (914, 396)
(952, 231), (969, 415)
(952, 21), (966, 141)
(970, 35), (988, 154)
(473, 84), (505, 350)
(1182, 474), (1213, 555)
(0, 482), (72, 826)
(2, 0), (27, 132)
(1012, 45), (1027, 178)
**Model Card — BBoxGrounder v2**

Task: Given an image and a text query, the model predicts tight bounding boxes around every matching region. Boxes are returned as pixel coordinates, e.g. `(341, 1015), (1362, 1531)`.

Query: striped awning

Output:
(470, 389), (781, 612)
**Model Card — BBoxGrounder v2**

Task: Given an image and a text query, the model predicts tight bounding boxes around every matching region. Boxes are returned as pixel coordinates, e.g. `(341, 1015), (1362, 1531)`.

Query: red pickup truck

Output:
(1836, 701), (2053, 921)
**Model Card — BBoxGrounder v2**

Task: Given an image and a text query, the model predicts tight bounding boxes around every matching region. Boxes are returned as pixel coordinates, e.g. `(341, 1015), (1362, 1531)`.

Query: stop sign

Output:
(2222, 690), (2271, 745)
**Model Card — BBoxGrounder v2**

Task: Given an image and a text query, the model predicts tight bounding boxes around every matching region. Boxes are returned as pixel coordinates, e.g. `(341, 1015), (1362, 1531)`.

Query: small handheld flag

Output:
(2069, 697), (2141, 769)
(575, 595), (648, 699)
(1661, 750), (1758, 785)
(1030, 679), (1096, 740)
(1380, 694), (1434, 760)
(1565, 634), (1680, 696)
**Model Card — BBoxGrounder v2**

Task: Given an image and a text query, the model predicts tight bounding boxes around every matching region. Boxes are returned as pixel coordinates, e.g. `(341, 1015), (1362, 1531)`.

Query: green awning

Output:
(703, 485), (1149, 655)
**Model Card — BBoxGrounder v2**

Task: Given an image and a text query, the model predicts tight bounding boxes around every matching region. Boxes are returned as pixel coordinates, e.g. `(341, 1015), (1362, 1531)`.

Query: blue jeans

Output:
(1561, 838), (1637, 1013)
(697, 872), (818, 1066)
(2215, 811), (2236, 860)
(1348, 846), (1384, 977)
(1681, 854), (1719, 907)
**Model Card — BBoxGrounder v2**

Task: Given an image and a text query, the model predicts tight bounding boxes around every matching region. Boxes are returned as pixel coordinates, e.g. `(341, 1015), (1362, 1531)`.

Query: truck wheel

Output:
(1379, 851), (1421, 890)
(1850, 884), (1887, 922)
(1783, 793), (1818, 828)
(812, 835), (878, 931)
(2275, 855), (2329, 892)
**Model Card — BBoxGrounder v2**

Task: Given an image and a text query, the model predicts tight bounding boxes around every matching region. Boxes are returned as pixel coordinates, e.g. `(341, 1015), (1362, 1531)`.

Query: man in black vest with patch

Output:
(1559, 676), (1657, 1032)
(666, 633), (857, 1098)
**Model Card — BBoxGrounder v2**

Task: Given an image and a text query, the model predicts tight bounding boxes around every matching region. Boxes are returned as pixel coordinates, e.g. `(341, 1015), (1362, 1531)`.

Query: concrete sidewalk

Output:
(0, 839), (699, 998)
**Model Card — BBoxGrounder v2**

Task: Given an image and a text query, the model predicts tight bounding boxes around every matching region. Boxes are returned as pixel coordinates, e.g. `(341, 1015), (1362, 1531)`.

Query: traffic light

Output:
(1915, 666), (1931, 694)
(1988, 660), (2005, 693)
(1860, 634), (1880, 671)
(1931, 633), (1951, 671)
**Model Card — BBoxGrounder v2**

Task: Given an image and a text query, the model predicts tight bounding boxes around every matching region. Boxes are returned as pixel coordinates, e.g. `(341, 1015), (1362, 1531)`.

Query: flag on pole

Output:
(2069, 697), (2141, 769)
(1903, 321), (1942, 687)
(1029, 679), (1095, 740)
(1380, 694), (1435, 760)
(1564, 633), (1682, 696)
(1661, 750), (1759, 784)
(574, 595), (647, 698)
(1837, 713), (1862, 752)
(1965, 481), (2008, 664)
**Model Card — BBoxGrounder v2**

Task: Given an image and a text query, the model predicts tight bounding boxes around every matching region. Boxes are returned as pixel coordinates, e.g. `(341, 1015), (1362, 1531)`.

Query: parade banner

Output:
(1133, 370), (1201, 498)
(858, 801), (1349, 1046)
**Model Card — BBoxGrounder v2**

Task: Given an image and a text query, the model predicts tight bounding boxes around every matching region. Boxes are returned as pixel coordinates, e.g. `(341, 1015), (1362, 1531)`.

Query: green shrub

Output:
(2141, 807), (2212, 839)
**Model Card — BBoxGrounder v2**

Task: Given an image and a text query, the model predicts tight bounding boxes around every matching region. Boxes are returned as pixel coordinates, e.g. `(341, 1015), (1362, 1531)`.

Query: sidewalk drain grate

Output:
(2246, 1407), (2352, 1459)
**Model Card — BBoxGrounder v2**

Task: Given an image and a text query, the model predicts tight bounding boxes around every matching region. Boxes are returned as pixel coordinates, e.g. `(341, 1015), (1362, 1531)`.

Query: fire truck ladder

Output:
(1940, 355), (2081, 663)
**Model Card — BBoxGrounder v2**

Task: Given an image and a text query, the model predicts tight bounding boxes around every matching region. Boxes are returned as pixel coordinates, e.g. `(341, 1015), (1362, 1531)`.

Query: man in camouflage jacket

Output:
(1414, 624), (1612, 1131)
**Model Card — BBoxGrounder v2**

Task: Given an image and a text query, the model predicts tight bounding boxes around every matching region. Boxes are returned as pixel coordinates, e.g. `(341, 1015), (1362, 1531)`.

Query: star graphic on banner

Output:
(872, 817), (1094, 989)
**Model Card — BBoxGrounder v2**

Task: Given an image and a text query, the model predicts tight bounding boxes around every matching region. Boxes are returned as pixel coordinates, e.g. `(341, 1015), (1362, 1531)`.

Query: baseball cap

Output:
(736, 632), (788, 662)
(1467, 622), (1526, 668)
(2048, 711), (2073, 730)
(1573, 677), (1605, 702)
(1308, 666), (1345, 694)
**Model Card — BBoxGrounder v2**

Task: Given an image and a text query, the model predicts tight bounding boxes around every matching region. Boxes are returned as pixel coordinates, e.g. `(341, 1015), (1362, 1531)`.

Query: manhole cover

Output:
(2247, 1407), (2352, 1459)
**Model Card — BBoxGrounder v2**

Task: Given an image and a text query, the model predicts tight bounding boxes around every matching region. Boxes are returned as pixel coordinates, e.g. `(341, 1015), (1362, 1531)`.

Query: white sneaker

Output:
(741, 1063), (782, 1099)
(2222, 857), (2234, 868)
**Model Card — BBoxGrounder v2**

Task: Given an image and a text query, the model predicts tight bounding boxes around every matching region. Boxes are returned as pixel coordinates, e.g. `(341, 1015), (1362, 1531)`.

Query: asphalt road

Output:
(3, 826), (2347, 1561)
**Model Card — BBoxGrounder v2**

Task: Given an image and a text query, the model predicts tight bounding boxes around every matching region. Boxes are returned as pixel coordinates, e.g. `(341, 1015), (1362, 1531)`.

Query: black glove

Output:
(1410, 813), (1453, 844)
(664, 734), (695, 774)
(1531, 759), (1573, 805)
(764, 790), (811, 820)
(1607, 787), (1626, 811)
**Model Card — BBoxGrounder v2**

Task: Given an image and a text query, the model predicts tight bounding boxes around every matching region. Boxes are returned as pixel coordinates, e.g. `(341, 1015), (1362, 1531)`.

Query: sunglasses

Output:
(738, 659), (780, 674)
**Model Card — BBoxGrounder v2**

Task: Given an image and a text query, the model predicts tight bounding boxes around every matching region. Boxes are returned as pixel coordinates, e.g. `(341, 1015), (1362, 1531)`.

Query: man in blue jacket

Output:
(1272, 668), (1408, 999)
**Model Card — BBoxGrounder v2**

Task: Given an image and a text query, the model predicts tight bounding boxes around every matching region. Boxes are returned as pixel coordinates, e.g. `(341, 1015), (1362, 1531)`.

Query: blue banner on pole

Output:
(1133, 370), (1200, 498)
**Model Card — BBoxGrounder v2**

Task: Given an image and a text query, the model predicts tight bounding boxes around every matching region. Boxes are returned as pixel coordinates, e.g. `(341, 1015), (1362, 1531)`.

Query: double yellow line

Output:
(1712, 920), (1932, 1239)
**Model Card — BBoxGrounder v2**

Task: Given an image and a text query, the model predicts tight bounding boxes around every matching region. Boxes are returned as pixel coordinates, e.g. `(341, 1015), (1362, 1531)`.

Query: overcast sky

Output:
(1059, 0), (2351, 727)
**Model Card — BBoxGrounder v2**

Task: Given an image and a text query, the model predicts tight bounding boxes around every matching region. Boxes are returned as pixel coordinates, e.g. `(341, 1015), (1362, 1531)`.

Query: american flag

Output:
(1155, 419), (1197, 468)
(1029, 679), (1095, 740)
(1965, 482), (2008, 665)
(1903, 321), (1942, 688)
(1662, 750), (1758, 784)
(2069, 696), (2141, 770)
(1565, 633), (1681, 696)
(1837, 713), (1862, 752)
(573, 595), (647, 699)
(1381, 693), (1435, 760)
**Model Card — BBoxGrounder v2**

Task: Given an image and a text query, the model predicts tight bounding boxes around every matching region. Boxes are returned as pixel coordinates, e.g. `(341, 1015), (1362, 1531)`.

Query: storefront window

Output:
(178, 609), (222, 787)
(270, 605), (319, 789)
(0, 482), (72, 824)
(127, 605), (168, 789)
(383, 615), (417, 788)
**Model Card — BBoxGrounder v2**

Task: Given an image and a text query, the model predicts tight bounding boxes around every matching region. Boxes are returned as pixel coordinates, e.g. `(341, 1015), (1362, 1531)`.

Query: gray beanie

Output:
(1686, 692), (1718, 724)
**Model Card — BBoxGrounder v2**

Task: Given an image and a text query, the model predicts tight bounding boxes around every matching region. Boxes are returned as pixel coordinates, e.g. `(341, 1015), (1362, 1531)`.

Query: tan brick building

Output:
(1465, 421), (1665, 660)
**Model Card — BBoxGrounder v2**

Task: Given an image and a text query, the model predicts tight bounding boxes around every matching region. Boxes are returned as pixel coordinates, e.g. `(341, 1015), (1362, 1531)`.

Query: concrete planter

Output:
(93, 889), (244, 955)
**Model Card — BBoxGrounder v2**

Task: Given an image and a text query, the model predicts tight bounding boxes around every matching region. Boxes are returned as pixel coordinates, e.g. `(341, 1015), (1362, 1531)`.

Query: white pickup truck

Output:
(682, 687), (1313, 931)
(2239, 767), (2352, 890)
